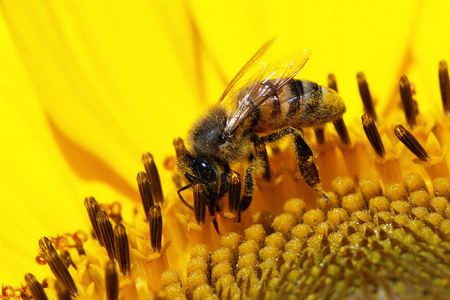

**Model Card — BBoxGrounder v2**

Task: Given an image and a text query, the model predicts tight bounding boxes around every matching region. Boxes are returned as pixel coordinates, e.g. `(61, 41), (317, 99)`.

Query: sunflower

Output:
(1, 0), (450, 299)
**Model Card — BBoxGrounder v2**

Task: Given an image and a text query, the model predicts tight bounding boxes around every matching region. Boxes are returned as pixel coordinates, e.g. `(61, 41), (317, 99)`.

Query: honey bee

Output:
(174, 39), (346, 232)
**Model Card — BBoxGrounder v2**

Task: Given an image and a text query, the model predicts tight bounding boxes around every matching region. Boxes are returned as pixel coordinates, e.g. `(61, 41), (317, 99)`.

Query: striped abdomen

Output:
(251, 79), (346, 133)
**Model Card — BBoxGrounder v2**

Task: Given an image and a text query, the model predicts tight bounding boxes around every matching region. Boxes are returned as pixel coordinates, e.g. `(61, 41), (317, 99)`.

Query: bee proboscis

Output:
(174, 39), (346, 232)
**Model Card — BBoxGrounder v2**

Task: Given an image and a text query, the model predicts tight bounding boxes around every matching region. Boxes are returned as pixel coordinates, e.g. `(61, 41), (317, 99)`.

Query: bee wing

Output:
(220, 43), (311, 137)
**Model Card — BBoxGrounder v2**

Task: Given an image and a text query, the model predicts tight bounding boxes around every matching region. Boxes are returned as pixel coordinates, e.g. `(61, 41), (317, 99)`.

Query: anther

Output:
(114, 223), (131, 275)
(328, 74), (351, 144)
(97, 211), (116, 261)
(394, 124), (429, 161)
(399, 75), (417, 128)
(193, 183), (206, 224)
(357, 72), (377, 122)
(39, 237), (79, 297)
(142, 152), (164, 206)
(60, 250), (77, 270)
(327, 73), (338, 92)
(173, 137), (189, 160)
(137, 171), (154, 220)
(84, 196), (104, 246)
(333, 118), (351, 145)
(314, 128), (325, 144)
(228, 171), (241, 212)
(54, 279), (70, 300)
(105, 261), (119, 300)
(149, 205), (163, 252)
(439, 60), (450, 115)
(362, 114), (385, 157)
(25, 273), (48, 300)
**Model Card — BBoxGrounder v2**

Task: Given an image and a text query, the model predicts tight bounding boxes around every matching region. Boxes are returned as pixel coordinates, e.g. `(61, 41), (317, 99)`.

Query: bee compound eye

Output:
(193, 159), (216, 182)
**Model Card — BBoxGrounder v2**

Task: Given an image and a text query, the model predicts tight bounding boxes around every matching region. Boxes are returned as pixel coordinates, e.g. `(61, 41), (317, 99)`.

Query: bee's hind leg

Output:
(261, 127), (327, 200)
(291, 130), (327, 198)
(252, 136), (271, 182)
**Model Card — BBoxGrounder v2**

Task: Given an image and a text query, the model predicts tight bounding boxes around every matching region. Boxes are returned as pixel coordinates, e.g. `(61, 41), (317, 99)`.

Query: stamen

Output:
(361, 114), (385, 157)
(84, 196), (104, 246)
(173, 137), (189, 160)
(105, 261), (119, 300)
(39, 237), (78, 297)
(136, 171), (154, 220)
(333, 117), (351, 145)
(114, 223), (131, 275)
(228, 171), (241, 212)
(394, 124), (430, 161)
(314, 127), (325, 144)
(73, 231), (87, 256)
(193, 183), (206, 224)
(399, 75), (417, 128)
(357, 72), (377, 121)
(97, 211), (116, 261)
(149, 205), (163, 252)
(327, 73), (338, 92)
(54, 279), (70, 300)
(438, 60), (450, 115)
(142, 152), (164, 206)
(24, 273), (48, 300)
(60, 250), (77, 270)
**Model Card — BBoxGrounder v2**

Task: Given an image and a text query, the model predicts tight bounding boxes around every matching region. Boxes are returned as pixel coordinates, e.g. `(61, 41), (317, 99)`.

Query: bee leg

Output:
(236, 154), (256, 223)
(261, 128), (326, 198)
(252, 136), (271, 182)
(177, 184), (194, 210)
(291, 130), (328, 199)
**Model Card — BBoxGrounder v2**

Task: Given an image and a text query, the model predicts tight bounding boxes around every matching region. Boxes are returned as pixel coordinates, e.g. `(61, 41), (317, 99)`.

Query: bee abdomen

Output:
(254, 79), (345, 132)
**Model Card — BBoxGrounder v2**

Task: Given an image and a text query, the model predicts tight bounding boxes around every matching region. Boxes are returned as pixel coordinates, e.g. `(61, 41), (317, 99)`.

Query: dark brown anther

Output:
(149, 205), (163, 252)
(25, 273), (48, 300)
(105, 261), (119, 300)
(399, 75), (417, 128)
(314, 128), (325, 144)
(357, 72), (377, 122)
(97, 211), (116, 261)
(39, 237), (79, 297)
(74, 240), (86, 256)
(72, 231), (87, 256)
(193, 183), (206, 224)
(228, 171), (241, 212)
(60, 250), (77, 270)
(54, 279), (70, 300)
(333, 117), (351, 145)
(394, 124), (429, 161)
(173, 137), (189, 160)
(114, 223), (131, 275)
(142, 152), (164, 206)
(137, 171), (154, 220)
(362, 114), (385, 157)
(439, 60), (450, 115)
(84, 196), (104, 246)
(327, 73), (338, 92)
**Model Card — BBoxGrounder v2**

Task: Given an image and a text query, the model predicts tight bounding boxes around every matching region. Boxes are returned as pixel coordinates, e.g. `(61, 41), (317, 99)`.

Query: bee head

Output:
(173, 137), (220, 187)
(187, 104), (227, 160)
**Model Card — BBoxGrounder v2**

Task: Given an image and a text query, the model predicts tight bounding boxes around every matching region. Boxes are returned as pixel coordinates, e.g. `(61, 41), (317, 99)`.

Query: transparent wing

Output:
(220, 41), (311, 137)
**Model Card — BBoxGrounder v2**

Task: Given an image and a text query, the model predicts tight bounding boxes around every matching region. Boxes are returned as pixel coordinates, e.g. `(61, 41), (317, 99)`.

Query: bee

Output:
(174, 39), (346, 232)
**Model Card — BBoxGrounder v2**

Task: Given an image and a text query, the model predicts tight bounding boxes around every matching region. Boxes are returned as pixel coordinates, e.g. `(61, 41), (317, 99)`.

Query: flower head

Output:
(1, 0), (450, 299)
